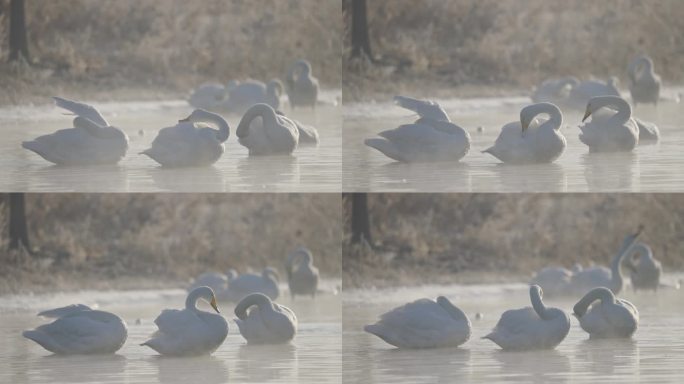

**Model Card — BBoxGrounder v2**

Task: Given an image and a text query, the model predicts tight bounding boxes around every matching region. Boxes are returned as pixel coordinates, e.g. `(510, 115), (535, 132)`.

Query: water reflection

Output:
(491, 163), (567, 192)
(582, 152), (636, 191)
(236, 156), (299, 190)
(147, 166), (226, 192)
(372, 347), (471, 382)
(154, 356), (229, 384)
(234, 343), (296, 382)
(573, 338), (638, 377)
(490, 349), (570, 383)
(31, 165), (129, 192)
(28, 354), (128, 384)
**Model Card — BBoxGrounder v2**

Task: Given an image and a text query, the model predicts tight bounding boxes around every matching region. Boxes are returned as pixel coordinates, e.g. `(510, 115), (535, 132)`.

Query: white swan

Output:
(570, 227), (642, 295)
(579, 96), (640, 152)
(285, 60), (319, 109)
(285, 247), (319, 298)
(625, 243), (662, 292)
(483, 285), (570, 350)
(236, 104), (300, 155)
(483, 102), (566, 164)
(634, 117), (660, 142)
(224, 267), (280, 301)
(141, 109), (230, 167)
(627, 56), (661, 107)
(22, 97), (129, 165)
(364, 296), (471, 349)
(364, 96), (471, 162)
(573, 287), (639, 339)
(141, 286), (228, 356)
(531, 77), (579, 105)
(189, 269), (238, 293)
(224, 79), (283, 114)
(23, 304), (127, 354)
(188, 80), (239, 110)
(568, 77), (621, 110)
(530, 264), (583, 297)
(234, 293), (297, 344)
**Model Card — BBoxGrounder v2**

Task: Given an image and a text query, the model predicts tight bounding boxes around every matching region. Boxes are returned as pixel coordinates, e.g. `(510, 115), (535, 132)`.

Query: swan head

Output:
(621, 225), (644, 249)
(188, 286), (220, 313)
(582, 96), (626, 122)
(520, 102), (561, 133)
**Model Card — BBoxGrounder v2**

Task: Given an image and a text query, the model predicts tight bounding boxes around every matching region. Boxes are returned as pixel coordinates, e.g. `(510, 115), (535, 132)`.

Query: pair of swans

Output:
(574, 287), (639, 339)
(285, 247), (320, 298)
(625, 243), (662, 291)
(627, 56), (661, 107)
(235, 293), (297, 344)
(285, 60), (319, 109)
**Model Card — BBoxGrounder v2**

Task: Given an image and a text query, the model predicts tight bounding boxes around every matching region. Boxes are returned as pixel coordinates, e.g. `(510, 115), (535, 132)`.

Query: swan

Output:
(234, 293), (297, 344)
(141, 286), (228, 356)
(224, 267), (280, 301)
(634, 117), (660, 142)
(483, 102), (566, 164)
(22, 97), (129, 165)
(290, 117), (320, 145)
(530, 264), (583, 296)
(364, 296), (471, 349)
(364, 96), (471, 162)
(188, 80), (239, 110)
(23, 304), (127, 354)
(285, 60), (319, 109)
(579, 96), (640, 152)
(141, 109), (230, 167)
(531, 77), (579, 105)
(285, 247), (319, 298)
(224, 79), (283, 114)
(236, 104), (300, 155)
(568, 77), (621, 110)
(625, 243), (662, 292)
(483, 285), (570, 350)
(627, 56), (661, 107)
(573, 287), (639, 339)
(570, 227), (642, 295)
(189, 269), (238, 293)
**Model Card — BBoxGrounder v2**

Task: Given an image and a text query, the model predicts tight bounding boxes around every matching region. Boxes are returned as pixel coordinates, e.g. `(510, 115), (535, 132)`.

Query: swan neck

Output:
(530, 286), (551, 320)
(574, 288), (615, 317)
(234, 294), (273, 319)
(607, 98), (632, 123)
(437, 297), (468, 322)
(185, 290), (200, 311)
(195, 110), (229, 142)
(236, 104), (278, 138)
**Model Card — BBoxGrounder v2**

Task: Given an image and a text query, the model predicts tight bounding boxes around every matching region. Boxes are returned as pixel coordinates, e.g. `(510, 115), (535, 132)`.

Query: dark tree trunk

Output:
(9, 0), (30, 62)
(9, 193), (30, 250)
(350, 0), (372, 59)
(350, 193), (372, 244)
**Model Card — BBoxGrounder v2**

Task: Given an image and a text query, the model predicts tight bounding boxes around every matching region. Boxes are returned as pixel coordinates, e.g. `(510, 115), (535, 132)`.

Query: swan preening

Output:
(142, 286), (228, 356)
(22, 97), (129, 165)
(236, 104), (301, 155)
(580, 96), (640, 152)
(628, 56), (661, 107)
(483, 102), (566, 164)
(23, 304), (127, 354)
(364, 96), (471, 162)
(286, 59), (319, 109)
(573, 287), (639, 339)
(626, 243), (662, 291)
(285, 247), (319, 298)
(141, 109), (230, 167)
(223, 267), (280, 302)
(234, 293), (298, 344)
(364, 296), (471, 349)
(483, 285), (570, 350)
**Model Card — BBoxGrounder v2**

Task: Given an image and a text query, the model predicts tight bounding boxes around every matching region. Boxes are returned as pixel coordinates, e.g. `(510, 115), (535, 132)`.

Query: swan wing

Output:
(394, 96), (450, 122)
(154, 309), (202, 336)
(53, 97), (109, 127)
(38, 304), (92, 318)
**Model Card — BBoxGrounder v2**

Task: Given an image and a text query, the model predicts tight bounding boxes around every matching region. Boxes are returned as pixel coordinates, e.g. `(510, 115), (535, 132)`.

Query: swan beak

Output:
(210, 297), (220, 313)
(582, 108), (592, 122)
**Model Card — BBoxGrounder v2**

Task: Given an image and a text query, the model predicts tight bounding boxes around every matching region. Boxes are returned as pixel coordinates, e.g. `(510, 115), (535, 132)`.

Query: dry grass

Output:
(343, 194), (684, 288)
(0, 193), (341, 294)
(0, 0), (341, 105)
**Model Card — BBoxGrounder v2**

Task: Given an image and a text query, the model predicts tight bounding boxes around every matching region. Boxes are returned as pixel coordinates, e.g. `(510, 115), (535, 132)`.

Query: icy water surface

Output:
(343, 89), (684, 192)
(0, 90), (341, 192)
(0, 282), (341, 384)
(343, 278), (684, 383)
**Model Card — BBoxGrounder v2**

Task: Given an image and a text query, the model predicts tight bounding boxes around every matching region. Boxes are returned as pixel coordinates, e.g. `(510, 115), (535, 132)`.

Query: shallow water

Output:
(0, 284), (341, 384)
(0, 90), (341, 192)
(343, 278), (684, 383)
(343, 89), (684, 192)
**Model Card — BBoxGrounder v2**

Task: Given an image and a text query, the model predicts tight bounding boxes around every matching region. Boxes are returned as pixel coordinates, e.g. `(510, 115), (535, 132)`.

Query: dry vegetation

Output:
(0, 194), (341, 294)
(343, 0), (684, 101)
(0, 0), (341, 105)
(343, 194), (684, 288)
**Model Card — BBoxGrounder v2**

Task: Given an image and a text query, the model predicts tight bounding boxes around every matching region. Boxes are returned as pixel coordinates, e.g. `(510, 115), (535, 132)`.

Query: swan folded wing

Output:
(53, 97), (108, 127)
(38, 304), (92, 318)
(153, 309), (202, 336)
(24, 128), (108, 164)
(34, 311), (116, 351)
(378, 124), (445, 152)
(378, 299), (454, 330)
(393, 96), (450, 122)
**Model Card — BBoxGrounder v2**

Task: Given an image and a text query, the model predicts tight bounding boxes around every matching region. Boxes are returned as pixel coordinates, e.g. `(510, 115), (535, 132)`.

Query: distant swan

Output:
(285, 247), (319, 298)
(568, 77), (621, 110)
(234, 293), (297, 344)
(22, 97), (129, 165)
(224, 267), (280, 301)
(236, 104), (300, 155)
(364, 296), (471, 349)
(189, 80), (239, 110)
(625, 243), (662, 292)
(141, 286), (228, 356)
(530, 264), (583, 296)
(23, 304), (127, 354)
(483, 102), (566, 164)
(579, 96), (639, 152)
(483, 285), (570, 350)
(224, 79), (283, 114)
(573, 287), (638, 339)
(189, 269), (238, 293)
(627, 56), (661, 107)
(365, 96), (471, 162)
(141, 109), (230, 167)
(531, 77), (579, 105)
(286, 60), (319, 109)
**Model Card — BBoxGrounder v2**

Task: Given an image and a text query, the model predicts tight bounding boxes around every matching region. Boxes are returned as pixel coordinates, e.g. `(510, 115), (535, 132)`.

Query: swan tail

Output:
(364, 138), (404, 162)
(22, 140), (64, 165)
(23, 330), (60, 353)
(393, 95), (424, 113)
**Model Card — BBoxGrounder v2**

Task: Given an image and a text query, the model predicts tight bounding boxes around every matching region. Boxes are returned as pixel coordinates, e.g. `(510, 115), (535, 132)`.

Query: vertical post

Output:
(9, 193), (30, 250)
(350, 193), (372, 244)
(350, 0), (372, 59)
(9, 0), (30, 63)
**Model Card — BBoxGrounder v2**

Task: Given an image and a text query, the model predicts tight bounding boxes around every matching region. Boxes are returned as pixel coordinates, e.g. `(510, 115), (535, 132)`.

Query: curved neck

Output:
(268, 80), (283, 97)
(234, 293), (273, 319)
(530, 286), (553, 320)
(436, 296), (468, 322)
(523, 103), (563, 131)
(573, 287), (615, 317)
(185, 290), (202, 311)
(192, 110), (229, 142)
(236, 104), (278, 138)
(598, 97), (631, 124)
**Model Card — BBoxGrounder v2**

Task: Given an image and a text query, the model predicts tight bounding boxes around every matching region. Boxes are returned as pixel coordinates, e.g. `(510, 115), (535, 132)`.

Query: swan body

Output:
(579, 96), (639, 152)
(531, 77), (579, 105)
(364, 296), (471, 349)
(188, 81), (239, 110)
(141, 109), (230, 167)
(23, 304), (127, 354)
(290, 118), (320, 145)
(234, 293), (297, 344)
(224, 79), (283, 114)
(530, 264), (582, 296)
(627, 56), (661, 107)
(142, 286), (228, 356)
(189, 269), (238, 293)
(483, 285), (570, 350)
(285, 247), (319, 298)
(365, 96), (470, 162)
(22, 97), (129, 165)
(286, 60), (319, 109)
(573, 287), (638, 339)
(634, 117), (660, 142)
(626, 243), (662, 291)
(568, 77), (621, 110)
(224, 267), (280, 301)
(483, 102), (566, 164)
(236, 104), (299, 155)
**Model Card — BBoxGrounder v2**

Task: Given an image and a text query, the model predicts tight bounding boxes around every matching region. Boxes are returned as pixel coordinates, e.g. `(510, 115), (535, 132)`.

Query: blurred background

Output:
(343, 193), (684, 288)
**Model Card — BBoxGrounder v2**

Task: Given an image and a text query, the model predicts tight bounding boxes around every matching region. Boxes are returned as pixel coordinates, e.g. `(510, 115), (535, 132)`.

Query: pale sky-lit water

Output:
(343, 278), (684, 383)
(343, 89), (684, 192)
(0, 90), (341, 193)
(0, 283), (341, 384)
